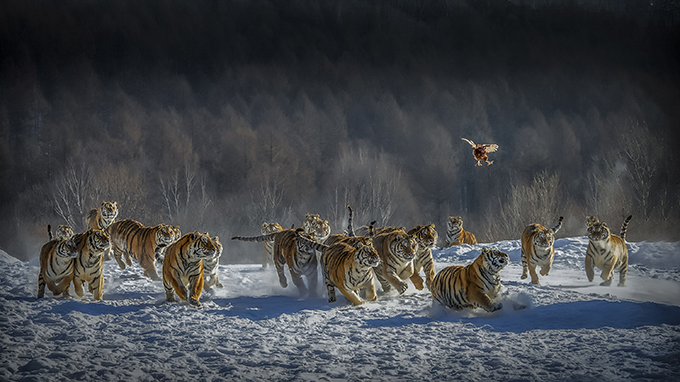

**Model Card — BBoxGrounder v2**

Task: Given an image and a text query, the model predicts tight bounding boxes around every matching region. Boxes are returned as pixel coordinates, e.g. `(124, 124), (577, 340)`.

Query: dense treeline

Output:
(1, 0), (679, 262)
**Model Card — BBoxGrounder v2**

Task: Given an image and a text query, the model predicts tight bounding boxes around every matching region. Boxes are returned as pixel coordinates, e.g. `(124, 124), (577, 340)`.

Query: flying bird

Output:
(461, 138), (499, 166)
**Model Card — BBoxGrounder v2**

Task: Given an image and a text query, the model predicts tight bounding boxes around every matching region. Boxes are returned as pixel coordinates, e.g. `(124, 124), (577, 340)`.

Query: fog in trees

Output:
(1, 0), (679, 262)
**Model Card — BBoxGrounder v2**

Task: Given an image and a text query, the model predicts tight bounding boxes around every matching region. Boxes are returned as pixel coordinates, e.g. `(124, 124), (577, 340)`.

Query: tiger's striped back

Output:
(163, 232), (217, 307)
(38, 238), (79, 299)
(108, 219), (177, 280)
(585, 215), (632, 287)
(444, 216), (477, 247)
(431, 247), (509, 312)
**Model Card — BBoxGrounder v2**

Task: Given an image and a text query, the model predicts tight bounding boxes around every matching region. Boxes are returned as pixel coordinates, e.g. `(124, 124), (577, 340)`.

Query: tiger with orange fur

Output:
(372, 228), (418, 294)
(444, 216), (477, 247)
(163, 232), (218, 307)
(408, 224), (438, 291)
(232, 228), (321, 297)
(47, 224), (75, 241)
(72, 229), (110, 300)
(585, 215), (632, 287)
(298, 232), (380, 306)
(37, 236), (79, 299)
(520, 216), (564, 285)
(431, 247), (509, 312)
(108, 219), (178, 280)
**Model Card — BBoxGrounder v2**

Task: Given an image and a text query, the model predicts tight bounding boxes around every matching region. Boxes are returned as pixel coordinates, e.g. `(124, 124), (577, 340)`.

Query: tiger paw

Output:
(189, 298), (201, 307)
(489, 303), (503, 312)
(398, 282), (408, 294)
(520, 273), (528, 280)
(600, 279), (612, 286)
(328, 295), (337, 303)
(216, 282), (223, 288)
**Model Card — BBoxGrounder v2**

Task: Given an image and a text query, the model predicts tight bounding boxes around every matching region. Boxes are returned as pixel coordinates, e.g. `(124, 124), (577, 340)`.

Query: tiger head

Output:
(353, 238), (380, 268)
(156, 224), (178, 247)
(100, 201), (118, 221)
(171, 225), (182, 242)
(188, 232), (218, 260)
(410, 224), (437, 250)
(212, 235), (223, 257)
(532, 226), (555, 250)
(482, 247), (509, 273)
(261, 222), (283, 236)
(56, 238), (79, 259)
(447, 216), (463, 231)
(56, 225), (75, 240)
(587, 221), (610, 243)
(88, 229), (110, 253)
(391, 233), (418, 261)
(310, 219), (331, 243)
(303, 214), (320, 233)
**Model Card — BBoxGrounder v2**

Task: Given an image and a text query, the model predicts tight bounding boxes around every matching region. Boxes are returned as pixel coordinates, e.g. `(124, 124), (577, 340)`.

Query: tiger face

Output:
(100, 201), (119, 221)
(532, 228), (555, 250)
(310, 219), (331, 243)
(483, 247), (509, 273)
(354, 240), (380, 268)
(447, 216), (463, 231)
(57, 238), (80, 259)
(156, 224), (178, 247)
(587, 222), (610, 243)
(303, 214), (320, 232)
(411, 224), (437, 250)
(392, 234), (417, 262)
(188, 232), (218, 260)
(88, 229), (111, 253)
(261, 222), (283, 235)
(295, 230), (320, 256)
(56, 225), (75, 240)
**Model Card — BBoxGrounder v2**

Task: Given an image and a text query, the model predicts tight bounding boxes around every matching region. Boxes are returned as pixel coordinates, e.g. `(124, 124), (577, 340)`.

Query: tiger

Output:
(154, 225), (182, 264)
(372, 228), (418, 294)
(203, 235), (223, 291)
(72, 229), (110, 300)
(307, 216), (331, 243)
(303, 213), (320, 233)
(431, 247), (509, 312)
(260, 222), (283, 268)
(37, 237), (79, 299)
(47, 224), (75, 241)
(232, 228), (321, 297)
(520, 216), (564, 285)
(162, 232), (218, 307)
(444, 216), (477, 247)
(85, 201), (119, 231)
(312, 234), (381, 306)
(408, 224), (438, 291)
(108, 219), (178, 280)
(585, 215), (632, 287)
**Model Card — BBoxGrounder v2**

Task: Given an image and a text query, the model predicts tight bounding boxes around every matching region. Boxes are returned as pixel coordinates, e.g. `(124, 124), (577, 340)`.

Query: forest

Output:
(1, 0), (679, 263)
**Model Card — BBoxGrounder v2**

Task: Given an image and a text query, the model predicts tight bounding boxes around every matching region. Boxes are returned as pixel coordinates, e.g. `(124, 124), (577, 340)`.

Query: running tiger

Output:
(444, 216), (477, 247)
(585, 215), (632, 287)
(85, 201), (118, 260)
(408, 224), (438, 291)
(47, 224), (75, 241)
(72, 229), (110, 300)
(431, 247), (509, 312)
(108, 219), (178, 280)
(232, 228), (321, 297)
(203, 235), (223, 291)
(260, 222), (283, 268)
(37, 237), (79, 299)
(314, 234), (381, 306)
(372, 228), (418, 294)
(163, 232), (218, 307)
(520, 216), (564, 285)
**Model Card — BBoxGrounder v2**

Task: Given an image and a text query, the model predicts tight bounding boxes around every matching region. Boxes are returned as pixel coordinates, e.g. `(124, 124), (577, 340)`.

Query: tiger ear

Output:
(191, 232), (199, 241)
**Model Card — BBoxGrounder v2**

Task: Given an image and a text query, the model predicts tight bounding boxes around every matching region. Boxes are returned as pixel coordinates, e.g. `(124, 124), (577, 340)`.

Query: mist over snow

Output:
(1, 237), (679, 381)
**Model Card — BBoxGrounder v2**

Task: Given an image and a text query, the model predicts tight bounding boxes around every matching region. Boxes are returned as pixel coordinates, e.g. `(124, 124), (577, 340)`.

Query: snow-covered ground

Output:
(1, 237), (679, 381)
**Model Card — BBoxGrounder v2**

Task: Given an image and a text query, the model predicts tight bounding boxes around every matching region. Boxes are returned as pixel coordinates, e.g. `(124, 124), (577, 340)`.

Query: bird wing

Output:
(461, 138), (476, 147)
(483, 144), (499, 153)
